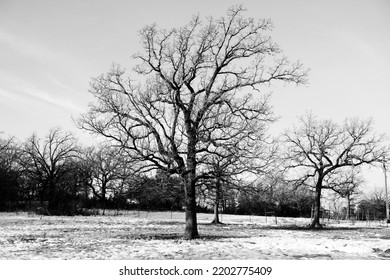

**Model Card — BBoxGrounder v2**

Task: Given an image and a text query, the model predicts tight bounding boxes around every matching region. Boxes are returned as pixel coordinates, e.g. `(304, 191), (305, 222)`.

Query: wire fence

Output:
(73, 207), (390, 229)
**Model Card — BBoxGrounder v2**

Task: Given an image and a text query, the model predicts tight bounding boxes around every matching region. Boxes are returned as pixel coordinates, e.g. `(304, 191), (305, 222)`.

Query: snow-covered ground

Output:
(0, 211), (389, 260)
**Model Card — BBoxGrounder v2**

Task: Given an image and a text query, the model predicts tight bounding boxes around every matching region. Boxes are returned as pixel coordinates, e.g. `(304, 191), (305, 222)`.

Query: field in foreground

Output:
(0, 211), (389, 260)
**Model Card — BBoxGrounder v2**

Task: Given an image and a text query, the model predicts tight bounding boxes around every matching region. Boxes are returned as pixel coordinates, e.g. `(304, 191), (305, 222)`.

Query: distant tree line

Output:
(0, 129), (184, 214)
(0, 128), (307, 216)
(0, 125), (388, 224)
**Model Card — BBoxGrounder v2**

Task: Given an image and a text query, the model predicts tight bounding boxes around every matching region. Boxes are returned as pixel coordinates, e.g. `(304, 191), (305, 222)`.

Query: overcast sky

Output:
(1, 0), (389, 190)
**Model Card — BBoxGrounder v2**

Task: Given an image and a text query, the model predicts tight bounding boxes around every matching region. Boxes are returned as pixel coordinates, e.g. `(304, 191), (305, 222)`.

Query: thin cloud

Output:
(13, 85), (86, 113)
(48, 74), (83, 95)
(0, 29), (68, 61)
(0, 88), (26, 103)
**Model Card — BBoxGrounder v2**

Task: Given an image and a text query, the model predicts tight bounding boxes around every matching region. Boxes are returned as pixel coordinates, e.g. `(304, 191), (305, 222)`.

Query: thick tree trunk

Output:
(183, 174), (199, 239)
(183, 149), (199, 239)
(309, 184), (322, 228)
(211, 178), (222, 224)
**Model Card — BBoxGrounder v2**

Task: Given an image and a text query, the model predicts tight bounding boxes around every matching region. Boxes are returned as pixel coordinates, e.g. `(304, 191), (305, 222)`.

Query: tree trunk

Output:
(309, 183), (322, 228)
(211, 178), (222, 224)
(346, 193), (351, 220)
(102, 181), (106, 216)
(183, 150), (199, 239)
(183, 174), (199, 239)
(47, 177), (56, 214)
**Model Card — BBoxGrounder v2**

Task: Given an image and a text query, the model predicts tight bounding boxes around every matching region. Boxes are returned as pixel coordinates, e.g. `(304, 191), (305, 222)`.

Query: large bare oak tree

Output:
(77, 6), (307, 239)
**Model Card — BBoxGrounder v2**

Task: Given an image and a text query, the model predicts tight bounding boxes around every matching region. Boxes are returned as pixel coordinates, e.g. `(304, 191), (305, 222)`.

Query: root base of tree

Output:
(183, 233), (199, 240)
(308, 222), (323, 229)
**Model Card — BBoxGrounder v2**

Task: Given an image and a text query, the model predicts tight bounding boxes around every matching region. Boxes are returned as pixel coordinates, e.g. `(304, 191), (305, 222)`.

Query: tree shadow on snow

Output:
(126, 231), (250, 241)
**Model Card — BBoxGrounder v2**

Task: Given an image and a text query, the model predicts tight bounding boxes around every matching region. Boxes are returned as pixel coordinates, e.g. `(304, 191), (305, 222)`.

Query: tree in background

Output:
(283, 114), (388, 228)
(21, 128), (79, 214)
(357, 188), (387, 220)
(77, 6), (307, 239)
(127, 170), (184, 210)
(236, 172), (314, 218)
(51, 157), (88, 215)
(199, 141), (278, 224)
(0, 134), (21, 210)
(332, 170), (363, 219)
(82, 144), (131, 214)
(195, 89), (278, 223)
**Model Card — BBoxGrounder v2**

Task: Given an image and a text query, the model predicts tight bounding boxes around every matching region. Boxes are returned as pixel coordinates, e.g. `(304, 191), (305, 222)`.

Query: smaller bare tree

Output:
(331, 170), (363, 219)
(82, 144), (132, 214)
(284, 114), (388, 228)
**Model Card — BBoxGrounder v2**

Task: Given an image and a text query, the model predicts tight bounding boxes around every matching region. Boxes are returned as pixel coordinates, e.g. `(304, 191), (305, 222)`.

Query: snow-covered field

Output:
(1, 211), (389, 260)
